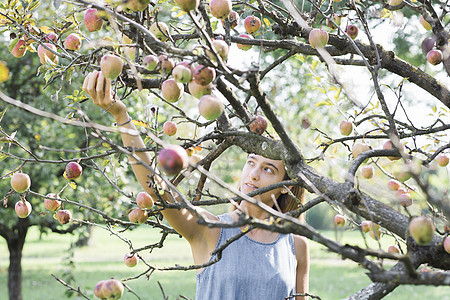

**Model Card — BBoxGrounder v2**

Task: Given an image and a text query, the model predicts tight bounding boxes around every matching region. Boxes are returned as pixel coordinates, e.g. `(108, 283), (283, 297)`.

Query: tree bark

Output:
(6, 218), (30, 300)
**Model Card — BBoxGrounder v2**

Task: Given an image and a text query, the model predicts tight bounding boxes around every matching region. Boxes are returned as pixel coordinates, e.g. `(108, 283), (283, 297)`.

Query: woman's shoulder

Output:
(292, 234), (309, 259)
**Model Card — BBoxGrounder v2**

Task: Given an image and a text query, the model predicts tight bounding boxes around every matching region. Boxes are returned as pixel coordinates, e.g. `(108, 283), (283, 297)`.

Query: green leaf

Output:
(0, 152), (10, 162)
(315, 100), (332, 107)
(8, 38), (19, 52)
(0, 107), (7, 123)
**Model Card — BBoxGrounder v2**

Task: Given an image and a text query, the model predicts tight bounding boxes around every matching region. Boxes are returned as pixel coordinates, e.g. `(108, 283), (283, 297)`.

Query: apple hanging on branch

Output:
(11, 172), (31, 193)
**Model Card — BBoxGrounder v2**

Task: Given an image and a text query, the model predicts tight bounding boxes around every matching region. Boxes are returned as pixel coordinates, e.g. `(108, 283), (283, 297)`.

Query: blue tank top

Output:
(195, 213), (297, 300)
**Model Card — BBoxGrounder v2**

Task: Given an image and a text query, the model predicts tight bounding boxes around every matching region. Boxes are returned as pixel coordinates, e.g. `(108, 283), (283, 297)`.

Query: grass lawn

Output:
(0, 226), (448, 299)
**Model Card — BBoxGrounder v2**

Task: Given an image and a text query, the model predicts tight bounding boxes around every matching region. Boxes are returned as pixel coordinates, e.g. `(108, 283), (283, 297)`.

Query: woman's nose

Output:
(249, 167), (260, 180)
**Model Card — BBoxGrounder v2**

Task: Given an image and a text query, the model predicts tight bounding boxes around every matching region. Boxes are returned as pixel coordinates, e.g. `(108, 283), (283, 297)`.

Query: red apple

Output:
(163, 121), (177, 136)
(158, 145), (189, 175)
(443, 236), (450, 254)
(409, 216), (435, 245)
(334, 214), (345, 227)
(128, 208), (148, 224)
(124, 252), (139, 267)
(437, 154), (449, 167)
(346, 25), (359, 39)
(427, 49), (443, 65)
(339, 120), (353, 136)
(174, 0), (200, 12)
(420, 15), (432, 31)
(102, 279), (124, 299)
(10, 39), (27, 58)
(158, 55), (175, 74)
(94, 280), (107, 299)
(249, 115), (268, 135)
(45, 32), (58, 42)
(209, 0), (232, 19)
(11, 173), (31, 193)
(15, 200), (32, 218)
(221, 10), (239, 29)
(395, 187), (408, 197)
(388, 245), (400, 254)
(150, 22), (169, 42)
(100, 54), (123, 80)
(398, 193), (413, 207)
(65, 162), (83, 180)
(387, 179), (401, 191)
(57, 210), (72, 224)
(44, 193), (61, 212)
(352, 142), (371, 159)
(244, 15), (261, 35)
(236, 34), (254, 51)
(308, 29), (329, 49)
(193, 65), (216, 86)
(369, 228), (381, 240)
(360, 166), (374, 179)
(361, 220), (379, 234)
(188, 81), (213, 99)
(64, 33), (82, 50)
(383, 140), (404, 161)
(37, 43), (58, 64)
(207, 39), (230, 61)
(172, 64), (192, 83)
(198, 95), (224, 121)
(136, 191), (154, 209)
(143, 55), (158, 71)
(421, 37), (436, 55)
(84, 8), (104, 32)
(125, 0), (150, 11)
(161, 79), (184, 103)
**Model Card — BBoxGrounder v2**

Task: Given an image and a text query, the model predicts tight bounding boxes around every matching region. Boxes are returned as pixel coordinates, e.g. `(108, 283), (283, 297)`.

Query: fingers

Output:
(96, 71), (106, 104)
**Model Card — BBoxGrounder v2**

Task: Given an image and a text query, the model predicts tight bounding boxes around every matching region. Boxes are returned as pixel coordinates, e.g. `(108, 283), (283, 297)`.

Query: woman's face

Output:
(239, 154), (287, 204)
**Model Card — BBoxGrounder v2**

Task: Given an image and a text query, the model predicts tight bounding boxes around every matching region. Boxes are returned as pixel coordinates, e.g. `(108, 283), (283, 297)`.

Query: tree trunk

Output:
(6, 218), (29, 300)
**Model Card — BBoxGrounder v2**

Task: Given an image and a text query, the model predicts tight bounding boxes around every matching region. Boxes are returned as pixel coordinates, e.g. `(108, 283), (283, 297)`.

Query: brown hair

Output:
(276, 172), (306, 222)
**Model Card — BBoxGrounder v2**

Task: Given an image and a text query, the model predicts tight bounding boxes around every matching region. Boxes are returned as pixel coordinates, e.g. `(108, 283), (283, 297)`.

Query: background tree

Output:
(0, 0), (449, 299)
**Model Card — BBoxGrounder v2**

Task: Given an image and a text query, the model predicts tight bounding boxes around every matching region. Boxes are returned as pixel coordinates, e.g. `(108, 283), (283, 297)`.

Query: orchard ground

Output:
(0, 226), (447, 299)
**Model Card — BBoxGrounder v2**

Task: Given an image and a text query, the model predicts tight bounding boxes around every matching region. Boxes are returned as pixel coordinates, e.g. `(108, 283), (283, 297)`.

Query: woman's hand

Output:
(82, 70), (127, 120)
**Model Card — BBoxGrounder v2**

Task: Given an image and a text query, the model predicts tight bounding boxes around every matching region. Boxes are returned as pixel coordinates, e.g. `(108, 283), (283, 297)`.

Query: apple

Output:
(420, 15), (432, 31)
(161, 79), (184, 103)
(136, 191), (154, 209)
(387, 179), (401, 191)
(125, 0), (150, 11)
(421, 37), (436, 55)
(37, 43), (58, 64)
(102, 279), (124, 299)
(427, 49), (442, 65)
(352, 142), (371, 159)
(10, 39), (27, 58)
(326, 14), (342, 29)
(360, 166), (374, 179)
(45, 32), (58, 42)
(443, 236), (450, 254)
(409, 216), (435, 245)
(143, 55), (158, 71)
(57, 210), (72, 224)
(346, 25), (359, 39)
(174, 0), (200, 11)
(221, 10), (239, 29)
(124, 252), (139, 267)
(249, 115), (268, 135)
(128, 208), (148, 224)
(244, 15), (261, 35)
(163, 121), (177, 136)
(198, 95), (224, 121)
(394, 167), (412, 182)
(84, 8), (104, 32)
(369, 227), (381, 240)
(388, 245), (400, 254)
(15, 200), (32, 218)
(388, 0), (402, 6)
(207, 39), (230, 61)
(383, 140), (403, 161)
(361, 220), (379, 234)
(308, 29), (329, 49)
(158, 145), (189, 175)
(100, 54), (123, 80)
(334, 214), (345, 227)
(193, 65), (216, 86)
(150, 22), (169, 42)
(395, 187), (408, 197)
(209, 0), (231, 19)
(11, 172), (31, 193)
(339, 120), (353, 136)
(65, 162), (83, 180)
(236, 34), (254, 51)
(398, 193), (413, 207)
(64, 33), (82, 50)
(188, 81), (213, 99)
(158, 55), (175, 74)
(94, 280), (107, 299)
(172, 64), (192, 83)
(437, 154), (449, 167)
(44, 193), (61, 212)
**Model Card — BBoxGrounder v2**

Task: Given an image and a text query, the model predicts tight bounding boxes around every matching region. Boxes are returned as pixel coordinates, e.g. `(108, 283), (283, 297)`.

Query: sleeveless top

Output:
(195, 213), (297, 300)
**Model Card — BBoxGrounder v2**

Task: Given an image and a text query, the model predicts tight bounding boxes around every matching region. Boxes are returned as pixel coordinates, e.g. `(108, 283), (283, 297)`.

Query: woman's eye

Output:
(247, 160), (254, 166)
(265, 167), (274, 174)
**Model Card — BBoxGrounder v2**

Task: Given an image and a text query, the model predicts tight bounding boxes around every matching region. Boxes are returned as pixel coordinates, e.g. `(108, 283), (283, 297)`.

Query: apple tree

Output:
(0, 0), (449, 299)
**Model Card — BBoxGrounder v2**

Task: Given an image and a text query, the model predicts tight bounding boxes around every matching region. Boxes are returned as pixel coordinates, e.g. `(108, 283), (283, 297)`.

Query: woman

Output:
(83, 70), (310, 299)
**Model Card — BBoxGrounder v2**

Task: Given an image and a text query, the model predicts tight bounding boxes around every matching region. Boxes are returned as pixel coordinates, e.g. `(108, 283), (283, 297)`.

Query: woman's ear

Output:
(281, 186), (293, 194)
